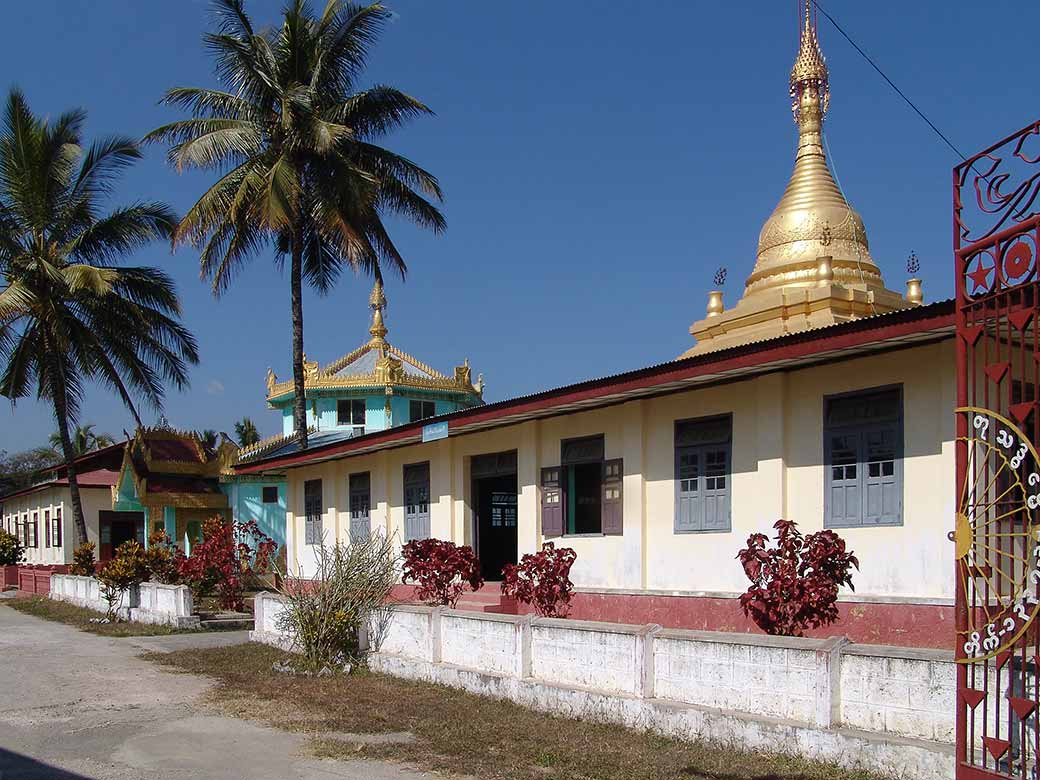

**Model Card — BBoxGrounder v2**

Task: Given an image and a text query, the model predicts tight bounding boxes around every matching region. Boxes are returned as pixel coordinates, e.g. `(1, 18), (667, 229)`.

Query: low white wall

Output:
(251, 599), (955, 779)
(49, 574), (199, 629)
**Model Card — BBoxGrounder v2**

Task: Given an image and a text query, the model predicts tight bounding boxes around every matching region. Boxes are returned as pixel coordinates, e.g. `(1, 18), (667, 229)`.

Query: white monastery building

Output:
(237, 6), (956, 648)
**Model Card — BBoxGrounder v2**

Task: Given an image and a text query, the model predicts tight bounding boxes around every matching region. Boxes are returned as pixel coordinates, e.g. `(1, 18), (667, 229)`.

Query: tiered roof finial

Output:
(368, 278), (388, 345)
(790, 0), (829, 127)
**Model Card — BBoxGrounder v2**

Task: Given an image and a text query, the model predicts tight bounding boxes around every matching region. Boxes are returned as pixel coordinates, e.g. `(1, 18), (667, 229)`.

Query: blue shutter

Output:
(349, 472), (371, 542)
(404, 463), (430, 541)
(304, 479), (323, 545)
(864, 426), (900, 524)
(540, 467), (564, 537)
(702, 446), (731, 531)
(827, 432), (861, 527)
(675, 449), (701, 532)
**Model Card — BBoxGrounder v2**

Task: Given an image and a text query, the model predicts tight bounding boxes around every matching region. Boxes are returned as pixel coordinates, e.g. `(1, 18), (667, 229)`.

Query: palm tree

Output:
(48, 424), (116, 457)
(0, 90), (199, 545)
(234, 416), (261, 446)
(146, 0), (445, 450)
(198, 429), (219, 449)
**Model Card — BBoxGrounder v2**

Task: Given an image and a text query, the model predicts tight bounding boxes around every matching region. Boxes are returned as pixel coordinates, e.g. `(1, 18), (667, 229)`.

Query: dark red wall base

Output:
(391, 583), (953, 649)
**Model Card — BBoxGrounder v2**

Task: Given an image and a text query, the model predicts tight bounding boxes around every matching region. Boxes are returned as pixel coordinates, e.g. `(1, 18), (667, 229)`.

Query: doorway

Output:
(98, 510), (144, 561)
(471, 451), (518, 581)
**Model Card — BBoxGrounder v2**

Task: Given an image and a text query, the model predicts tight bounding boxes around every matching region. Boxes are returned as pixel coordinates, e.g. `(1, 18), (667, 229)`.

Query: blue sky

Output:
(2, 1), (1037, 450)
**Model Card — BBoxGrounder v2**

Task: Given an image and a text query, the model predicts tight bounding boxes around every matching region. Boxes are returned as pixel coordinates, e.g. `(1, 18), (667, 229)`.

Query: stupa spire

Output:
(745, 0), (882, 298)
(368, 278), (388, 348)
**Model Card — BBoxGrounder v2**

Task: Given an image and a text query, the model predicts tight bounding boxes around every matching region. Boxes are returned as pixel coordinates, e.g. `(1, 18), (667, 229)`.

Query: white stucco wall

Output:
(281, 340), (955, 605)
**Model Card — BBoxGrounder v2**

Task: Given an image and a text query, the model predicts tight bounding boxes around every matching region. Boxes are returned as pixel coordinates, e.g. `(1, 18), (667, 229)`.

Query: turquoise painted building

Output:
(261, 280), (484, 441)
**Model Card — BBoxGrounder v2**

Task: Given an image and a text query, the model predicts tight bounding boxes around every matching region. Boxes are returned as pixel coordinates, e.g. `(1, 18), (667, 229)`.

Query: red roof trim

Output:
(0, 470), (121, 502)
(236, 300), (956, 474)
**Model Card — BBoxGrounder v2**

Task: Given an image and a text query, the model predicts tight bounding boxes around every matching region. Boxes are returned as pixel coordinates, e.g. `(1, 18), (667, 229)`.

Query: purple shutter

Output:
(602, 459), (623, 535)
(540, 467), (563, 537)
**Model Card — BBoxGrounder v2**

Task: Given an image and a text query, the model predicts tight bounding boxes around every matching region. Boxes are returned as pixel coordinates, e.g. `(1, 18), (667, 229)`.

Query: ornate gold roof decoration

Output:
(235, 428), (309, 465)
(681, 1), (912, 357)
(265, 281), (484, 402)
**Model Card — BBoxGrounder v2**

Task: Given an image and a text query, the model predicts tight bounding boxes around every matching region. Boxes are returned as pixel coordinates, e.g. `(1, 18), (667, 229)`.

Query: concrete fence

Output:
(15, 565), (68, 595)
(49, 574), (200, 629)
(250, 594), (954, 779)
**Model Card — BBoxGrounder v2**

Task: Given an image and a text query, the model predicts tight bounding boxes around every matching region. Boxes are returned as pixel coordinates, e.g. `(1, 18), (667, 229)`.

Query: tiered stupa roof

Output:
(265, 280), (484, 404)
(683, 1), (916, 356)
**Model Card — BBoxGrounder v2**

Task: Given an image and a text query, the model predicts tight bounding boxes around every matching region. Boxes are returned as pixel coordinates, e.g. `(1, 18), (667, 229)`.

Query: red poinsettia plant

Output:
(177, 516), (277, 611)
(401, 538), (484, 608)
(737, 519), (858, 637)
(502, 542), (577, 618)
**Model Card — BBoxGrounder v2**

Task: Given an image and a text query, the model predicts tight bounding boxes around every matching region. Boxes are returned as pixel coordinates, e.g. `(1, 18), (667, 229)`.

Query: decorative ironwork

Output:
(956, 119), (1040, 779)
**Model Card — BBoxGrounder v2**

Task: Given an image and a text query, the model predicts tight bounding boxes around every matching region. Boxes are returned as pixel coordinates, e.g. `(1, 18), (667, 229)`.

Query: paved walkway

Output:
(0, 606), (439, 779)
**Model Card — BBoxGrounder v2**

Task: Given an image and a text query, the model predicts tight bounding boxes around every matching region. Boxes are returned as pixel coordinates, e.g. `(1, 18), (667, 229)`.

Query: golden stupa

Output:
(682, 2), (916, 357)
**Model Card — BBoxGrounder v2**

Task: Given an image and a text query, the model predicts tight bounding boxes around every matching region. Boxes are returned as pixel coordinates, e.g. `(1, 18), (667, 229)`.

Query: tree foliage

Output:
(0, 447), (61, 493)
(176, 515), (276, 611)
(737, 519), (859, 637)
(0, 528), (24, 566)
(48, 424), (114, 457)
(70, 541), (96, 576)
(502, 542), (577, 618)
(401, 538), (483, 608)
(234, 416), (261, 446)
(0, 89), (199, 544)
(147, 0), (445, 450)
(97, 540), (148, 620)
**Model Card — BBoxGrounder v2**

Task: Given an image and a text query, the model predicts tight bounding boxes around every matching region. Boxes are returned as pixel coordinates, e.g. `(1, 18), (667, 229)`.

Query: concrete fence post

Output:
(637, 624), (662, 699)
(517, 614), (535, 679)
(814, 636), (849, 728)
(430, 607), (444, 664)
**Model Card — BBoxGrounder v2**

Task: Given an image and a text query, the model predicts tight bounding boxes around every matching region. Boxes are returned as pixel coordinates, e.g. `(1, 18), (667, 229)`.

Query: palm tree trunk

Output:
(290, 221), (308, 449)
(49, 371), (88, 546)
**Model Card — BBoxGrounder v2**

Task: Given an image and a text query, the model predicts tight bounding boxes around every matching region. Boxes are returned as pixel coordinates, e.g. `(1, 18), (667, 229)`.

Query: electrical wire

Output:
(812, 0), (971, 164)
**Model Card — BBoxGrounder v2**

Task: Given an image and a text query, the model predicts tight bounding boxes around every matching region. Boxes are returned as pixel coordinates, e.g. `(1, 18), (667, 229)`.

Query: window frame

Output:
(674, 413), (733, 534)
(52, 507), (62, 548)
(303, 479), (324, 546)
(336, 398), (366, 434)
(823, 384), (904, 529)
(262, 486), (279, 504)
(349, 471), (372, 543)
(403, 462), (431, 541)
(409, 399), (436, 423)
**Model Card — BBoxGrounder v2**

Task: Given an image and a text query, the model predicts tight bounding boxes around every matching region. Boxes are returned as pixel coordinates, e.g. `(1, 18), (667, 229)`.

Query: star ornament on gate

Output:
(966, 256), (995, 294)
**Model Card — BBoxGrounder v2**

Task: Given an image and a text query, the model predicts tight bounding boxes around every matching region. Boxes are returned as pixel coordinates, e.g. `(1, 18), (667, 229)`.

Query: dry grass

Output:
(146, 642), (892, 780)
(5, 596), (189, 637)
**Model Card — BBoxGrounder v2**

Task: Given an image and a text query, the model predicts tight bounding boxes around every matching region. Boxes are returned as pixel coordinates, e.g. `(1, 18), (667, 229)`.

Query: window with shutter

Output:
(674, 415), (732, 533)
(29, 513), (38, 548)
(304, 479), (323, 545)
(540, 467), (563, 537)
(409, 400), (436, 422)
(52, 508), (62, 548)
(44, 510), (50, 548)
(349, 472), (371, 543)
(601, 459), (624, 535)
(824, 386), (903, 528)
(404, 463), (430, 541)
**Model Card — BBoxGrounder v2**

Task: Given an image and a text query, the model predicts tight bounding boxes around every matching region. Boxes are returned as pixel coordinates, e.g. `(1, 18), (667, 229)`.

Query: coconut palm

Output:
(198, 429), (219, 449)
(234, 416), (261, 446)
(146, 0), (445, 450)
(0, 90), (199, 545)
(48, 424), (116, 457)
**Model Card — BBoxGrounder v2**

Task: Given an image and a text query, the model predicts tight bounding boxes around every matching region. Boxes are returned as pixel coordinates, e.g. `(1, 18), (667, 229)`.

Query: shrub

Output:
(276, 533), (399, 673)
(96, 540), (148, 620)
(144, 530), (181, 584)
(502, 542), (577, 618)
(737, 519), (859, 637)
(177, 516), (276, 611)
(70, 541), (96, 576)
(401, 538), (483, 608)
(0, 528), (24, 566)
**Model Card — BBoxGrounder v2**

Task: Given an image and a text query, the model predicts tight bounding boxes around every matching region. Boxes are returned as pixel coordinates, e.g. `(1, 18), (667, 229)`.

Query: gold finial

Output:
(790, 1), (829, 127)
(369, 279), (388, 344)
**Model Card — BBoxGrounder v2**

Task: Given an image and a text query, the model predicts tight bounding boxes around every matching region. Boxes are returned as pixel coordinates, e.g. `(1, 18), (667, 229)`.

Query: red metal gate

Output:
(956, 120), (1040, 779)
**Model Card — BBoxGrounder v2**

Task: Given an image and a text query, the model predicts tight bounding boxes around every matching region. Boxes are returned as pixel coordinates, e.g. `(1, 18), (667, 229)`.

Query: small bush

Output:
(401, 538), (483, 608)
(737, 519), (859, 637)
(276, 533), (399, 673)
(70, 541), (96, 576)
(0, 528), (24, 566)
(96, 540), (148, 620)
(144, 530), (181, 584)
(502, 542), (577, 618)
(177, 516), (276, 611)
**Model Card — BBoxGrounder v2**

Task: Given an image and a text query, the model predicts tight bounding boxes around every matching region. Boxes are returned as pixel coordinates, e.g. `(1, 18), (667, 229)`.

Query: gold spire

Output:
(368, 279), (388, 346)
(746, 0), (885, 297)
